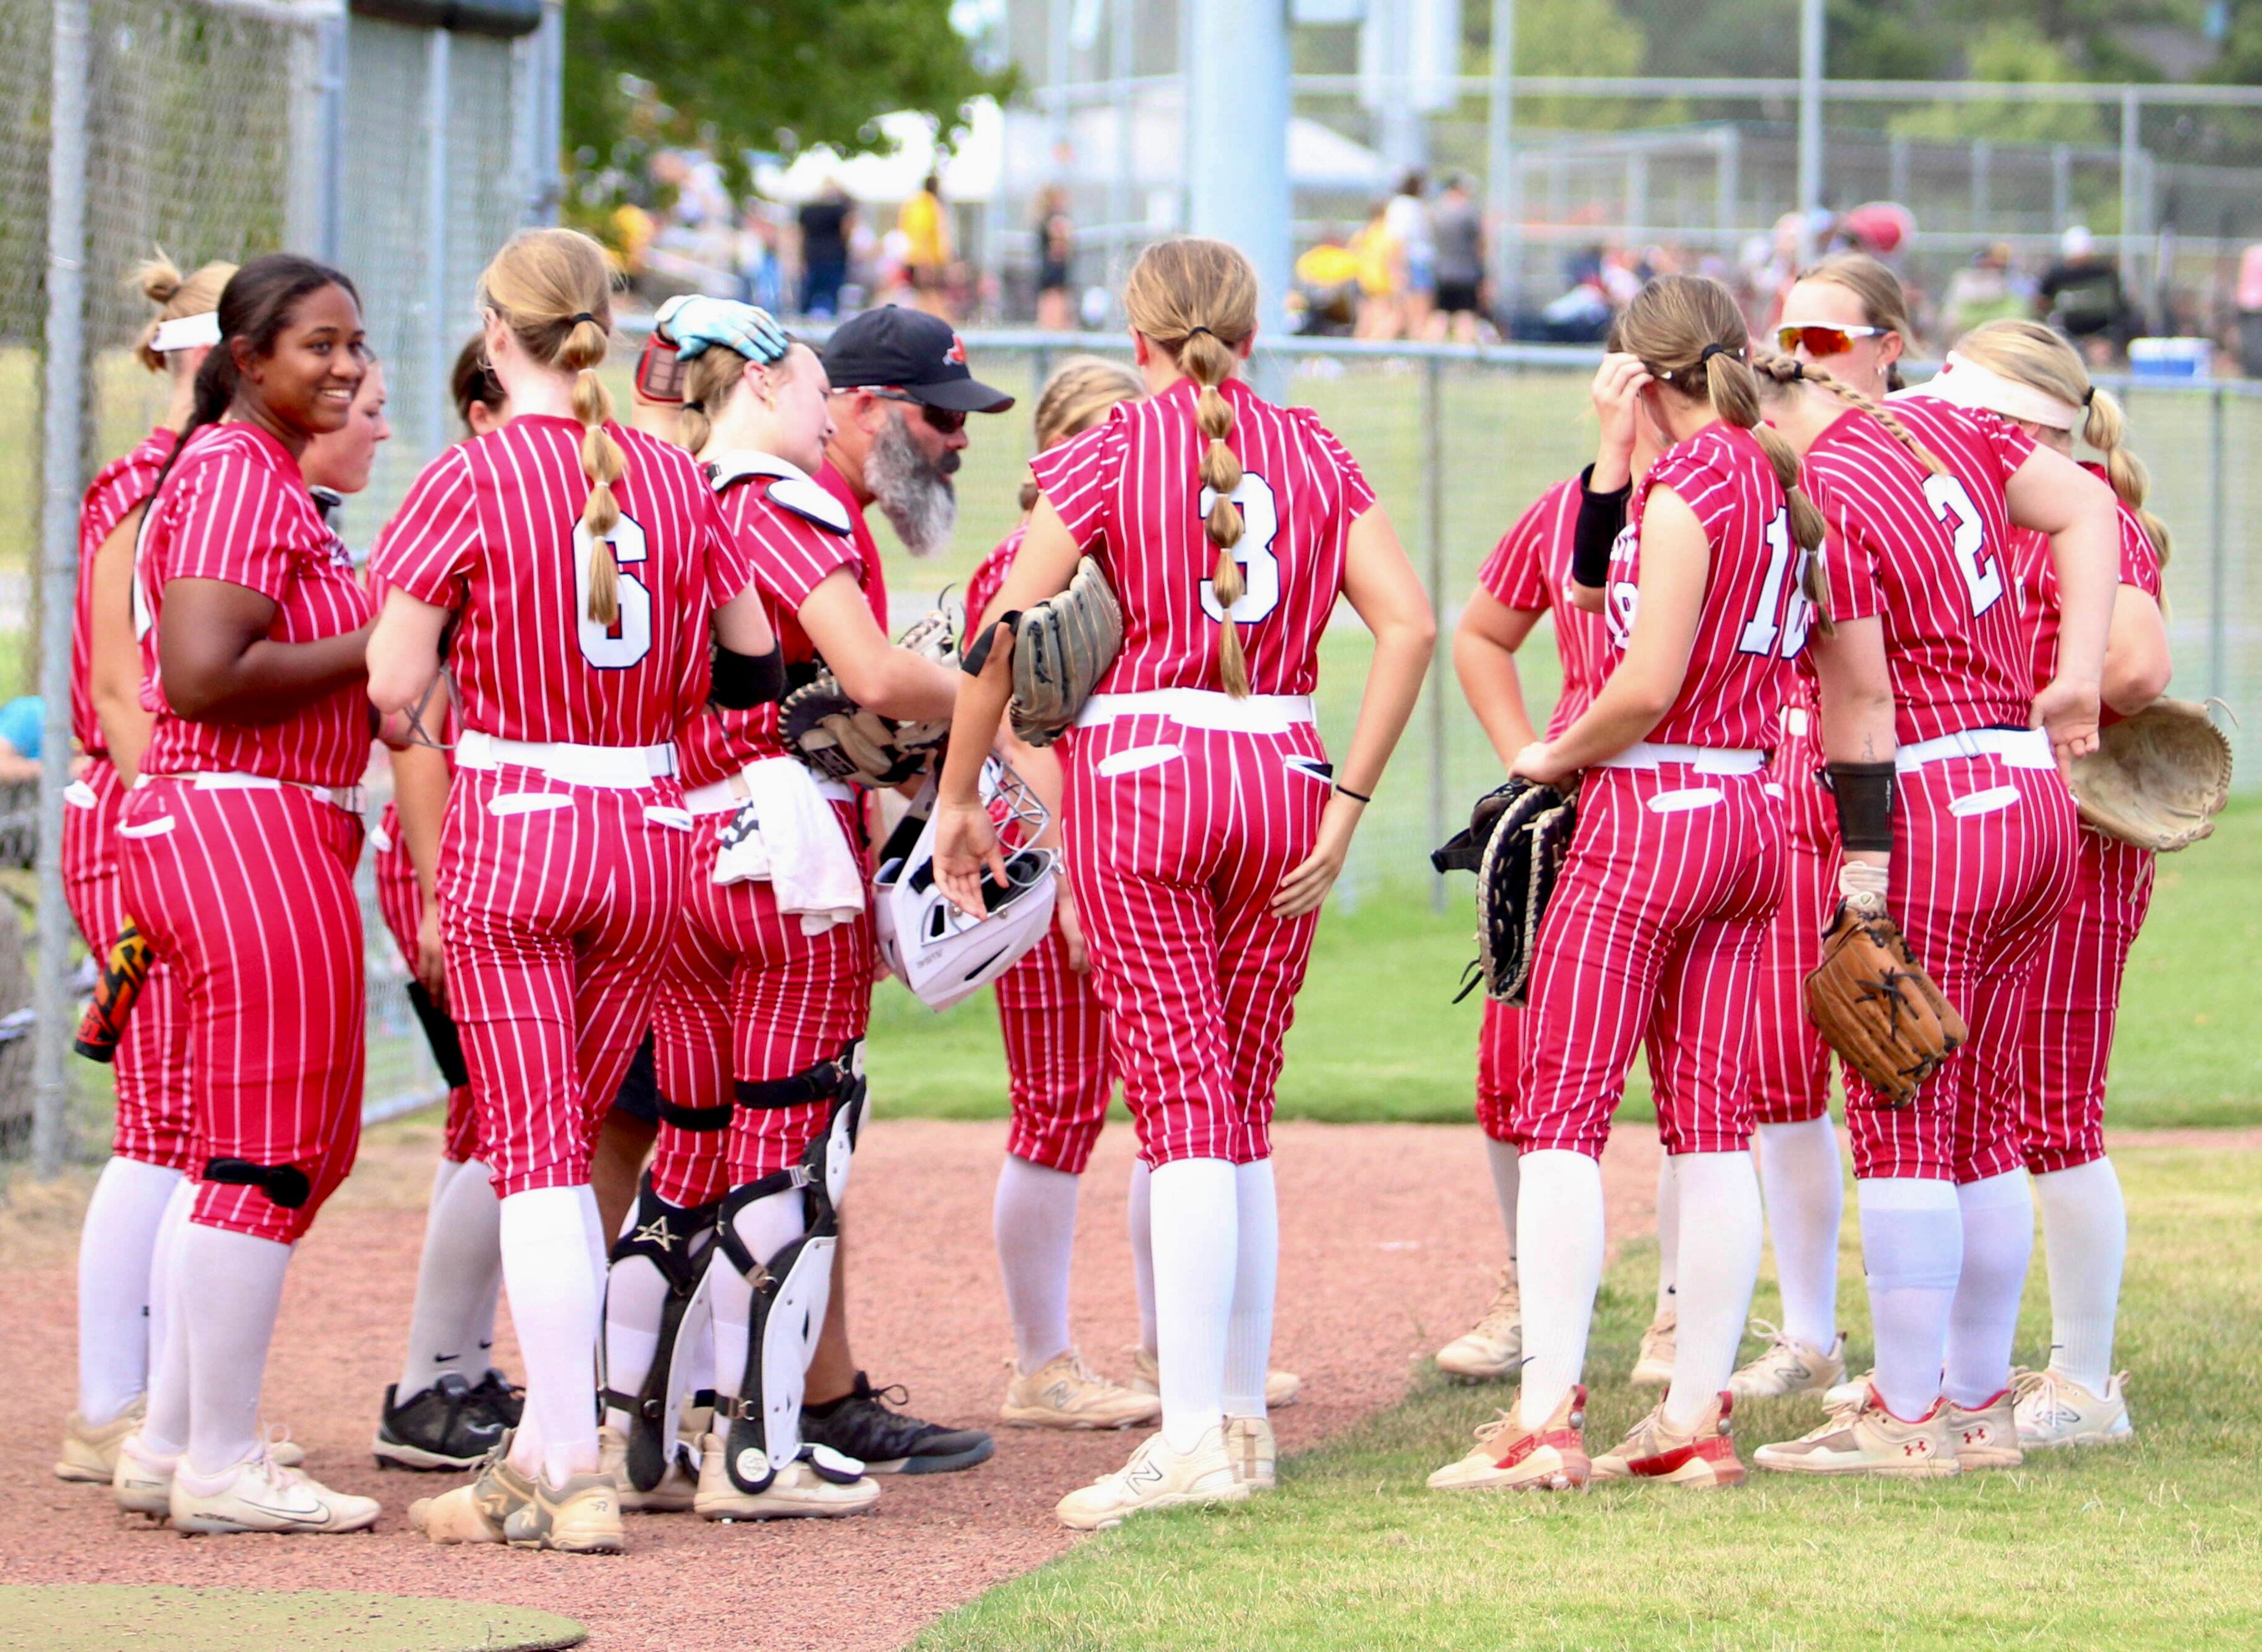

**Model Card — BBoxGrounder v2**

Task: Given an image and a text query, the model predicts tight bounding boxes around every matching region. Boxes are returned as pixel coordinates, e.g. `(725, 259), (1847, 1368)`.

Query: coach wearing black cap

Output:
(812, 306), (1014, 563)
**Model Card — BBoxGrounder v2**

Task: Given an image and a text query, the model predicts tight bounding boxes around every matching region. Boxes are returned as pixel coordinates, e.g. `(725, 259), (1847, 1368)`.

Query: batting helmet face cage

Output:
(875, 760), (1058, 1012)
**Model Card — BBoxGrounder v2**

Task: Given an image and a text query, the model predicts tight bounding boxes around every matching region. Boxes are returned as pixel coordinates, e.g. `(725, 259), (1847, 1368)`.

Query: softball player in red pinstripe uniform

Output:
(935, 238), (1433, 1529)
(1740, 346), (2121, 1478)
(55, 254), (237, 1488)
(1920, 321), (2174, 1449)
(108, 256), (382, 1537)
(369, 229), (776, 1555)
(1430, 276), (1817, 1496)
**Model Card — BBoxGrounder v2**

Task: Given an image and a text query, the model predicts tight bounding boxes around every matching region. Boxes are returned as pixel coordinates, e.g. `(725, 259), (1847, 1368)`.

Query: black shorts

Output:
(1436, 280), (1481, 316)
(610, 1028), (660, 1124)
(1039, 260), (1071, 294)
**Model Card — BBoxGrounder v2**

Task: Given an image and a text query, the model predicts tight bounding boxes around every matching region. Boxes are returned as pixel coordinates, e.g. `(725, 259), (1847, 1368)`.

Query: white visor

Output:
(1916, 352), (2081, 431)
(151, 311), (221, 354)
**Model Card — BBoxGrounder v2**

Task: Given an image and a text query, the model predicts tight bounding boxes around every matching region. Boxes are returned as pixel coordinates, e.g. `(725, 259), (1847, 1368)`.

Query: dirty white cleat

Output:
(1223, 1415), (1276, 1492)
(1940, 1388), (2022, 1470)
(58, 1400), (144, 1484)
(168, 1449), (380, 1535)
(1436, 1269), (1523, 1383)
(408, 1448), (530, 1545)
(111, 1431), (177, 1518)
(1592, 1391), (1745, 1488)
(599, 1423), (697, 1514)
(1727, 1321), (1847, 1402)
(2011, 1368), (2134, 1449)
(1001, 1349), (1160, 1431)
(1130, 1345), (1299, 1410)
(1426, 1386), (1590, 1493)
(1755, 1386), (1962, 1479)
(1628, 1308), (1677, 1388)
(1055, 1426), (1248, 1531)
(693, 1433), (879, 1521)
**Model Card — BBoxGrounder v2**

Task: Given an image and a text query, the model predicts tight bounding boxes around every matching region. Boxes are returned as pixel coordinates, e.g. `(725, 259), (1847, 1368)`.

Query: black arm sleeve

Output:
(1824, 761), (1896, 853)
(711, 640), (786, 709)
(1572, 464), (1631, 590)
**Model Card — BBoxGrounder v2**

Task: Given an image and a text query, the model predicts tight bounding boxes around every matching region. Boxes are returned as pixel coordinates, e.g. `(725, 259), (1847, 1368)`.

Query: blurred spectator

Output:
(1294, 228), (1361, 336)
(899, 172), (954, 318)
(1386, 171), (1434, 338)
(1939, 243), (2029, 343)
(1426, 173), (1485, 342)
(2235, 243), (2262, 377)
(736, 205), (785, 313)
(1509, 249), (1610, 343)
(798, 181), (855, 319)
(0, 697), (44, 784)
(1348, 200), (1403, 339)
(2039, 226), (2134, 360)
(1034, 186), (1076, 330)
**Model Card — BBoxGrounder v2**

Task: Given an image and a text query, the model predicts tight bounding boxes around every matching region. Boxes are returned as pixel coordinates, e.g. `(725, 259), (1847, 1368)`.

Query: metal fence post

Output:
(34, 0), (91, 1178)
(2210, 383), (2227, 704)
(425, 24), (454, 461)
(1423, 355), (1447, 913)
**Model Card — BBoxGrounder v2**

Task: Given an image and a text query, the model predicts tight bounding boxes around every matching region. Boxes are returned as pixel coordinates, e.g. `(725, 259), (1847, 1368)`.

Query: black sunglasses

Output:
(845, 386), (967, 435)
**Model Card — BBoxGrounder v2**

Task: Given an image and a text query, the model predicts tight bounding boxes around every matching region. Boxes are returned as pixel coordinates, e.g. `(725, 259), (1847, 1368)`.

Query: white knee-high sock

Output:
(1755, 1117), (1845, 1352)
(1222, 1159), (1278, 1419)
(1943, 1170), (2033, 1409)
(178, 1224), (293, 1477)
(707, 1190), (807, 1411)
(499, 1186), (607, 1484)
(1516, 1150), (1605, 1431)
(1484, 1138), (1520, 1270)
(1653, 1151), (1681, 1319)
(1129, 1157), (1158, 1354)
(1663, 1152), (1764, 1431)
(2033, 1158), (2126, 1393)
(1856, 1177), (1961, 1420)
(994, 1154), (1081, 1373)
(1147, 1157), (1237, 1452)
(75, 1156), (183, 1425)
(141, 1177), (199, 1455)
(396, 1157), (504, 1402)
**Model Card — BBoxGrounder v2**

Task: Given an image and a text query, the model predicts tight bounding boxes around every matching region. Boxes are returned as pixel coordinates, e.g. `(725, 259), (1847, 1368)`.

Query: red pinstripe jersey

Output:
(818, 459), (888, 619)
(675, 462), (882, 787)
(1810, 400), (2033, 743)
(75, 429), (176, 757)
(1027, 376), (1376, 696)
(369, 414), (746, 747)
(1476, 478), (1610, 738)
(964, 524), (1023, 628)
(2010, 461), (2162, 694)
(1618, 422), (1800, 749)
(135, 423), (376, 787)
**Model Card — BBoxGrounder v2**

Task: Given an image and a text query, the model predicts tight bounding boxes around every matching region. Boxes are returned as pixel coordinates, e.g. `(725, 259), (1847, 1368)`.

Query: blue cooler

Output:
(2128, 337), (2214, 379)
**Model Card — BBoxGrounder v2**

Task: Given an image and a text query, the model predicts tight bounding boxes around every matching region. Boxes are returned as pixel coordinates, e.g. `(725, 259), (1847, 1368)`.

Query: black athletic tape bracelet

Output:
(961, 612), (1020, 676)
(1334, 782), (1371, 803)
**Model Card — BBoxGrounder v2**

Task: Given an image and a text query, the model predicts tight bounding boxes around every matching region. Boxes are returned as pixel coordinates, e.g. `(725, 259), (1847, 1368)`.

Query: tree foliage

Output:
(1887, 22), (2108, 144)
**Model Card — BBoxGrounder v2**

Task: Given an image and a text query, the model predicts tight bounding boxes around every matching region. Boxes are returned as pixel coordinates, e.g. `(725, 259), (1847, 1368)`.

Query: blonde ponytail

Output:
(1122, 239), (1261, 697)
(1021, 355), (1145, 511)
(671, 347), (747, 468)
(2081, 385), (2171, 567)
(131, 248), (239, 373)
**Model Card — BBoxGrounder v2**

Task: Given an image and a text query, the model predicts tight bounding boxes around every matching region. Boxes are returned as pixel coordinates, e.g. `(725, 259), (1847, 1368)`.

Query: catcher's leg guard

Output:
(713, 1073), (867, 1495)
(601, 1174), (720, 1494)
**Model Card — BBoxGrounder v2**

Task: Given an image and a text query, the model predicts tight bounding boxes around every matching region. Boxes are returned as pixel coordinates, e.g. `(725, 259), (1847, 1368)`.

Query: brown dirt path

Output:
(0, 1117), (1662, 1652)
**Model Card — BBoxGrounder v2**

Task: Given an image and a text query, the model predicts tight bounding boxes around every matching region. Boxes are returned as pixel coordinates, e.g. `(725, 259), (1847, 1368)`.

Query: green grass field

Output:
(915, 1141), (2262, 1651)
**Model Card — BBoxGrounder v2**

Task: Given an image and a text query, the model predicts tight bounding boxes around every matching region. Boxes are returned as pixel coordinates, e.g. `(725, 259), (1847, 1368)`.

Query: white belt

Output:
(455, 728), (677, 789)
(684, 763), (855, 816)
(1075, 690), (1316, 734)
(138, 771), (365, 814)
(1602, 742), (1768, 776)
(1894, 727), (2053, 773)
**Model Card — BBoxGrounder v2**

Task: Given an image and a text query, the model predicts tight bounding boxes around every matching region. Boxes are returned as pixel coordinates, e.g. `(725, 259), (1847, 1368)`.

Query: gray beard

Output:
(866, 411), (957, 559)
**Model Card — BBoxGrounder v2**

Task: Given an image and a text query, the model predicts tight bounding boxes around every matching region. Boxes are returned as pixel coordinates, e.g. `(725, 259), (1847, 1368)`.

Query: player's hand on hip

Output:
(934, 799), (1008, 920)
(1509, 739), (1569, 786)
(655, 295), (789, 365)
(415, 902), (447, 1007)
(1271, 793), (1362, 920)
(2031, 674), (2102, 780)
(1054, 875), (1090, 972)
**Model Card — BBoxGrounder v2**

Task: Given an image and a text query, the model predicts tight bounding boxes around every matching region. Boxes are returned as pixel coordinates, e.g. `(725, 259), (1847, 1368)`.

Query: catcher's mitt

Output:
(779, 610), (958, 788)
(2070, 696), (2232, 852)
(1010, 557), (1123, 747)
(1470, 780), (1577, 1007)
(1804, 893), (1968, 1105)
(1431, 778), (1538, 875)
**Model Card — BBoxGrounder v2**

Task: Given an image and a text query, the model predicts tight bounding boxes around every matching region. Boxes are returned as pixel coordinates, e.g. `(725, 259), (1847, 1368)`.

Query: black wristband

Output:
(961, 613), (1020, 676)
(1824, 760), (1896, 853)
(1572, 463), (1631, 589)
(712, 640), (786, 709)
(1334, 782), (1371, 804)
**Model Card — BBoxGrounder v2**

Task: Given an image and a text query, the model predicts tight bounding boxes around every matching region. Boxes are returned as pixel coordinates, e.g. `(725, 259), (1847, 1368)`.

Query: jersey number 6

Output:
(576, 512), (653, 670)
(1198, 472), (1282, 626)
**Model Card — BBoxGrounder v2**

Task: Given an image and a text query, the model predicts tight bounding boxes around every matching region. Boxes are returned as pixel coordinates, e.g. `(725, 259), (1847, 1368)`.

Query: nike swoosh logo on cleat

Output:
(232, 1497), (334, 1526)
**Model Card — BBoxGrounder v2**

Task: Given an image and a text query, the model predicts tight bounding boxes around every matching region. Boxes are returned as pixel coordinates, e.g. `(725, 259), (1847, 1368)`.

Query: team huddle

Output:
(46, 224), (2204, 1550)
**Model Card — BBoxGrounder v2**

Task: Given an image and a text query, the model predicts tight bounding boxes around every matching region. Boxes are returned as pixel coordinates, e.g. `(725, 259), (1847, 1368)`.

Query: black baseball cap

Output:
(821, 307), (1015, 414)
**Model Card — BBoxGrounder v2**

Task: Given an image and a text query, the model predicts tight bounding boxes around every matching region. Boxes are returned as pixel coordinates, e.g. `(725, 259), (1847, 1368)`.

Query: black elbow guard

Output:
(1572, 464), (1631, 589)
(712, 641), (786, 710)
(1824, 761), (1897, 853)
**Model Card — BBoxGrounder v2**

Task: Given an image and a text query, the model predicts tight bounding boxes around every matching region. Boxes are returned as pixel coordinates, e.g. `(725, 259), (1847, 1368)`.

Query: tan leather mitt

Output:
(1804, 893), (1969, 1106)
(2071, 696), (2233, 852)
(1010, 557), (1124, 747)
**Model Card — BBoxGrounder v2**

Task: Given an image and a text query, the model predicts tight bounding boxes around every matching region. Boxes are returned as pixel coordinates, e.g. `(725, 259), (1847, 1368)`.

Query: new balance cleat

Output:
(168, 1449), (379, 1535)
(1755, 1387), (1961, 1478)
(1592, 1391), (1744, 1488)
(1436, 1269), (1523, 1383)
(1055, 1426), (1248, 1531)
(693, 1434), (879, 1521)
(1130, 1345), (1300, 1411)
(1629, 1309), (1677, 1388)
(1942, 1389), (2022, 1470)
(2012, 1368), (2134, 1449)
(1426, 1386), (1590, 1492)
(1001, 1349), (1160, 1431)
(1728, 1322), (1847, 1402)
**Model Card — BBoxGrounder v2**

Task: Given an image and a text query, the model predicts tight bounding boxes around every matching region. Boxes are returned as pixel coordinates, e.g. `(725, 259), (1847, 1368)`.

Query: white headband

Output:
(151, 311), (221, 354)
(1919, 352), (2082, 431)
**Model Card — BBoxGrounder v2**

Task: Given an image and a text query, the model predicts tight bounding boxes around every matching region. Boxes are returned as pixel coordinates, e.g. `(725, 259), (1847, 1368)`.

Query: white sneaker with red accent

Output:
(1754, 1387), (1962, 1478)
(1942, 1389), (2022, 1469)
(1592, 1391), (1745, 1488)
(1426, 1386), (1590, 1492)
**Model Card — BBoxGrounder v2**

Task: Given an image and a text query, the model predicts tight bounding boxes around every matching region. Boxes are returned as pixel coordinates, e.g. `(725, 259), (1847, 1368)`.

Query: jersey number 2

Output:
(1198, 472), (1281, 625)
(1923, 474), (2003, 617)
(576, 512), (652, 670)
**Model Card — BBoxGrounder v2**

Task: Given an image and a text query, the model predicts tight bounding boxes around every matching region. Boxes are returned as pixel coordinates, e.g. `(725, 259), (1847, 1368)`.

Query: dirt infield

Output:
(0, 1116), (1657, 1651)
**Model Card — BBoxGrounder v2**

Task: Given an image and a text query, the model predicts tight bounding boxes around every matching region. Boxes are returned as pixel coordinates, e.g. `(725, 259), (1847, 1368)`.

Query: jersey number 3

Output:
(1197, 472), (1281, 625)
(576, 512), (653, 670)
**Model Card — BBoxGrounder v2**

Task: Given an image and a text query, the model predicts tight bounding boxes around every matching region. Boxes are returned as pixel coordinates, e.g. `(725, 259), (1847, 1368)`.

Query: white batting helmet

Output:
(874, 760), (1058, 1012)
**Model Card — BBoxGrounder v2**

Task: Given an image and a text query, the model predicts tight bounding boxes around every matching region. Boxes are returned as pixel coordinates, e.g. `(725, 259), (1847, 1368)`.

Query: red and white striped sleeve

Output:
(1479, 481), (1575, 611)
(161, 445), (304, 601)
(1027, 415), (1127, 552)
(369, 446), (481, 605)
(1295, 409), (1378, 521)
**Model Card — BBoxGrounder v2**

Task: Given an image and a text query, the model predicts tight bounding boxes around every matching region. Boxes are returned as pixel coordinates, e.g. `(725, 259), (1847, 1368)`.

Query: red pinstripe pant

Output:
(373, 806), (478, 1164)
(1514, 764), (1785, 1160)
(1061, 714), (1330, 1168)
(2016, 829), (2153, 1177)
(1843, 753), (2079, 1184)
(118, 778), (365, 1243)
(995, 919), (1114, 1175)
(439, 767), (689, 1199)
(1476, 1001), (1522, 1144)
(1751, 730), (1839, 1128)
(62, 759), (193, 1171)
(647, 797), (873, 1207)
